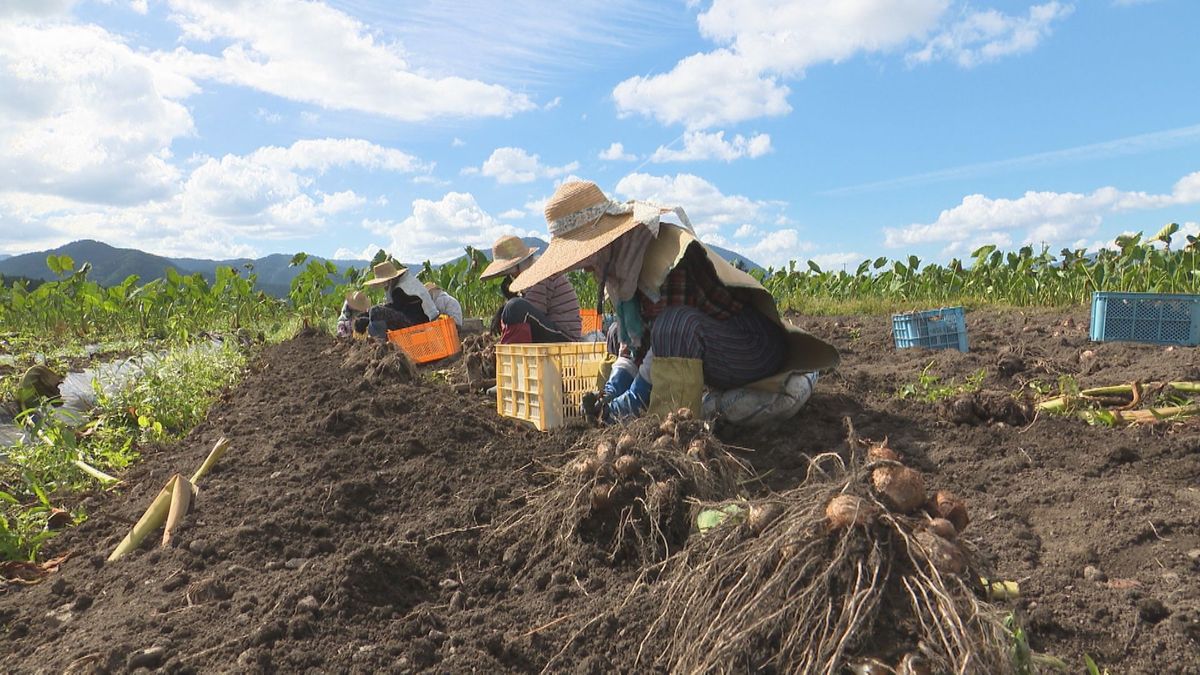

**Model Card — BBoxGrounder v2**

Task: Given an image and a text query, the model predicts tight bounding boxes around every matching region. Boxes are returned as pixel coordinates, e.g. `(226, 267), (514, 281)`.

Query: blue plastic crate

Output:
(1089, 292), (1200, 346)
(892, 306), (969, 352)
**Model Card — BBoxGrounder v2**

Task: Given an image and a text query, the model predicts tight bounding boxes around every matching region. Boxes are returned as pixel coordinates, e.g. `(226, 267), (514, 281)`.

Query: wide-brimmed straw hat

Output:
(362, 260), (407, 287)
(479, 235), (539, 280)
(345, 290), (371, 312)
(509, 181), (644, 293)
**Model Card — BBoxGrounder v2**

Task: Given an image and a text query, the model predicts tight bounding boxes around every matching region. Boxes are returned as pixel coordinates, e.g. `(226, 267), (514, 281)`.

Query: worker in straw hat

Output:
(510, 180), (839, 426)
(480, 235), (581, 344)
(361, 260), (439, 340)
(424, 281), (463, 327)
(336, 290), (372, 338)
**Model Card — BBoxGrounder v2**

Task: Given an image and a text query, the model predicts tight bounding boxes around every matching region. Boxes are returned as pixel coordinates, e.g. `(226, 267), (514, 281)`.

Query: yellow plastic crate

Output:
(495, 342), (608, 431)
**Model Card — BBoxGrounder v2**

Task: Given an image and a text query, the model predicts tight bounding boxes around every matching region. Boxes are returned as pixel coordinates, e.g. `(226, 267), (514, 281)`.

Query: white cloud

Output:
(130, 0), (148, 15)
(614, 0), (1069, 128)
(907, 2), (1074, 68)
(0, 137), (429, 259)
(474, 147), (580, 184)
(612, 171), (813, 266)
(0, 20), (196, 206)
(370, 192), (541, 263)
(734, 224), (759, 239)
(737, 228), (815, 268)
(544, 96), (562, 110)
(613, 49), (792, 129)
(599, 142), (637, 161)
(451, 137), (466, 147)
(650, 130), (772, 162)
(499, 208), (526, 219)
(614, 172), (767, 236)
(884, 170), (1200, 252)
(256, 107), (282, 123)
(158, 0), (534, 122)
(0, 0), (76, 19)
(333, 243), (382, 261)
(807, 251), (864, 271)
(181, 138), (426, 237)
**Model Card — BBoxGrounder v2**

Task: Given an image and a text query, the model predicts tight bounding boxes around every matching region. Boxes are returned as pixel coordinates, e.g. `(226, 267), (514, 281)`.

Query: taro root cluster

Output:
(492, 410), (750, 574)
(643, 434), (1010, 674)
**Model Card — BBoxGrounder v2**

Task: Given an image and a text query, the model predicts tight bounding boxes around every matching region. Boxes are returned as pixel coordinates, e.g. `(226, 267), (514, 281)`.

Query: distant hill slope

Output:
(0, 236), (765, 296)
(0, 240), (181, 287)
(0, 240), (366, 297)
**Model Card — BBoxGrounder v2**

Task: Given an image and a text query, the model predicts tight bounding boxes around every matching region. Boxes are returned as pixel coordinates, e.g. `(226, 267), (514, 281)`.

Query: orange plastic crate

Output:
(580, 309), (603, 334)
(387, 315), (460, 364)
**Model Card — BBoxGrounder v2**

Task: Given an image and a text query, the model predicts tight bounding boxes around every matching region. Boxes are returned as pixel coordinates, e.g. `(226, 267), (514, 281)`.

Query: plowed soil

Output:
(2, 309), (1199, 674)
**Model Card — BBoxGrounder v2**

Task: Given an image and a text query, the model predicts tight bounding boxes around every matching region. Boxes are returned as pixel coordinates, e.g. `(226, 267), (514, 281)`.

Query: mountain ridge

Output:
(0, 238), (765, 297)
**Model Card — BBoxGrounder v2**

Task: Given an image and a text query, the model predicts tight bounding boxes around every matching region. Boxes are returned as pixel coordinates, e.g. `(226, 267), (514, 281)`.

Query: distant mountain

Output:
(0, 240), (366, 297)
(0, 236), (764, 296)
(0, 240), (181, 287)
(0, 253), (10, 261)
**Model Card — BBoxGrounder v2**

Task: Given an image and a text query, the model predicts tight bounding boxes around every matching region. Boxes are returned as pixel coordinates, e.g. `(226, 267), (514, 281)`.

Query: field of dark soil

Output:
(2, 309), (1198, 674)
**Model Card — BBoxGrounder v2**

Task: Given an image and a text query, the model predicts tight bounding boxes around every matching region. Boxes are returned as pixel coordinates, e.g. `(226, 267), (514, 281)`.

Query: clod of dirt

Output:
(944, 390), (1033, 426)
(1138, 598), (1170, 624)
(1083, 565), (1107, 583)
(996, 353), (1026, 377)
(343, 340), (417, 383)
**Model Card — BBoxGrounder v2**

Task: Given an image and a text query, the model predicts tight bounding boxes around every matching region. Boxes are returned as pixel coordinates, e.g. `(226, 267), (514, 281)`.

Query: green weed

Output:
(896, 361), (987, 403)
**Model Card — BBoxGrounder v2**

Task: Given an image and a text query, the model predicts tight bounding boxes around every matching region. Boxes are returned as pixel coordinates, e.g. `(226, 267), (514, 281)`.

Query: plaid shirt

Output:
(641, 248), (743, 320)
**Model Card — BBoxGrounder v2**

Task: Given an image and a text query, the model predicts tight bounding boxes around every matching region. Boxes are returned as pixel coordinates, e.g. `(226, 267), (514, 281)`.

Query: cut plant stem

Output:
(190, 437), (230, 484)
(162, 475), (193, 548)
(107, 475), (179, 562)
(73, 459), (117, 484)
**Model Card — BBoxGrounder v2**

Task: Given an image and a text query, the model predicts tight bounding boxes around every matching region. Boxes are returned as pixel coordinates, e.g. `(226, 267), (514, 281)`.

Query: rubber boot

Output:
(647, 357), (704, 419)
(603, 375), (651, 423)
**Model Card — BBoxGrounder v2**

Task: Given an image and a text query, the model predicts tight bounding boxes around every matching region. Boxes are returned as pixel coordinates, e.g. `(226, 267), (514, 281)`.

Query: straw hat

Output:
(479, 235), (539, 280)
(345, 290), (370, 313)
(362, 260), (407, 287)
(509, 181), (644, 293)
(423, 281), (442, 296)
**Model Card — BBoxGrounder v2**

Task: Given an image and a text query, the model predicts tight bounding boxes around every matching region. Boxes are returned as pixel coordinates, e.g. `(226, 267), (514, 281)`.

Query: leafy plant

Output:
(896, 362), (987, 403)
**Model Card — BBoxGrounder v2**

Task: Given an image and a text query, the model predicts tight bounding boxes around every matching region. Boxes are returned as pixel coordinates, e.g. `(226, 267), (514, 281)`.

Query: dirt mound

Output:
(340, 338), (419, 383)
(0, 331), (560, 673)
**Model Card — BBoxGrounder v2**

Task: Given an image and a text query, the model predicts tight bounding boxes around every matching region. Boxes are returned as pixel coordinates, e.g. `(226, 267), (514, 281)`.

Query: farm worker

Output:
(510, 180), (839, 426)
(361, 260), (439, 340)
(480, 235), (582, 344)
(336, 290), (372, 338)
(424, 282), (464, 327)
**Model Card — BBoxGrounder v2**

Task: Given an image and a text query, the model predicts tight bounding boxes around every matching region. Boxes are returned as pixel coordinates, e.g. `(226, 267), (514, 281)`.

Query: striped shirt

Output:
(523, 272), (582, 341)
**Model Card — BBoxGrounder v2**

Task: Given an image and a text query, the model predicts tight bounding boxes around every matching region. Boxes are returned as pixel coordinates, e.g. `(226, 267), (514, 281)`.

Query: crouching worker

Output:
(480, 235), (581, 344)
(336, 290), (372, 338)
(361, 261), (439, 340)
(424, 282), (463, 327)
(510, 181), (839, 427)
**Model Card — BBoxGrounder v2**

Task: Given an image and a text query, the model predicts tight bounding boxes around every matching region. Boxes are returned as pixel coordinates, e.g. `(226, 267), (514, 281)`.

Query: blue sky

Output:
(1, 0), (1197, 270)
